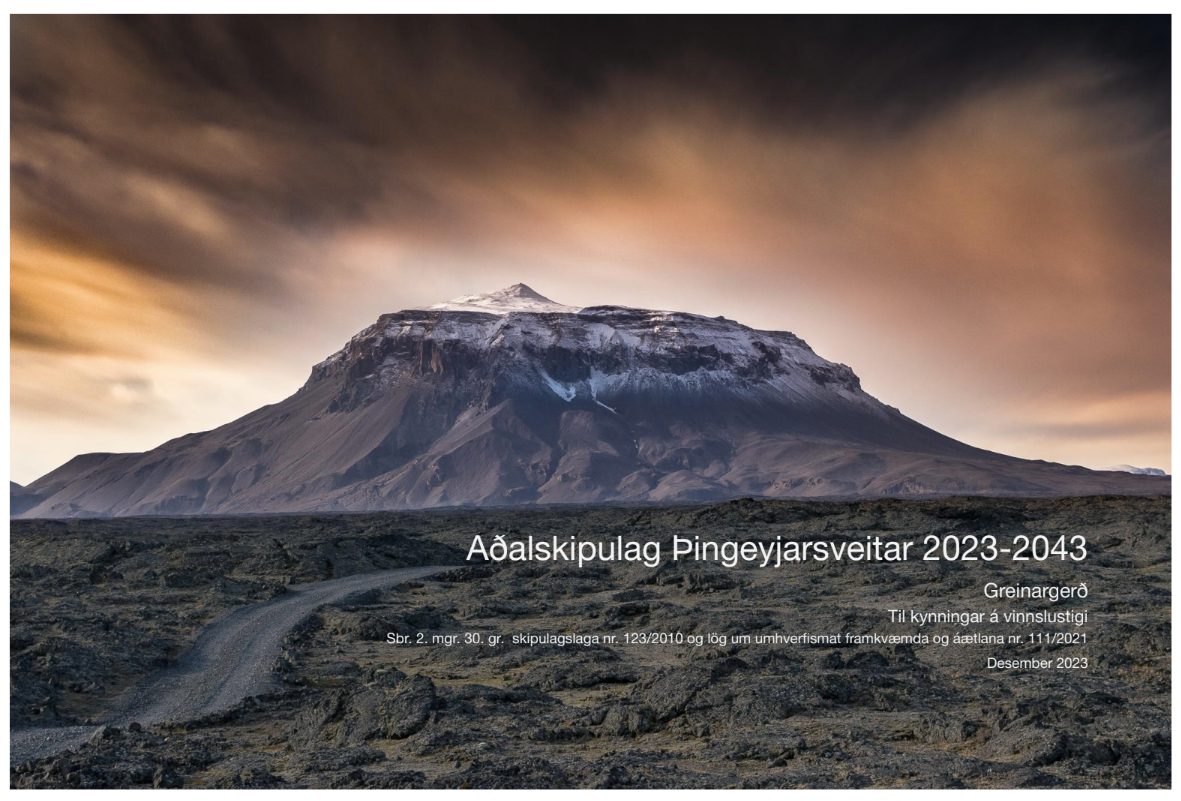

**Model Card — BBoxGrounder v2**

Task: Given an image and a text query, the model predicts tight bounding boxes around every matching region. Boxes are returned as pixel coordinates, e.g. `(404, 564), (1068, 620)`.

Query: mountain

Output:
(1104, 465), (1169, 477)
(9, 482), (45, 517)
(14, 284), (1168, 518)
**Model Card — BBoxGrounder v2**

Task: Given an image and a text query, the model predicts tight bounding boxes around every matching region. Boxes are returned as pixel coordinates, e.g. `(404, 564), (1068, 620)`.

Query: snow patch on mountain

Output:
(430, 283), (581, 314)
(1104, 464), (1169, 477)
(540, 371), (577, 401)
(588, 369), (619, 414)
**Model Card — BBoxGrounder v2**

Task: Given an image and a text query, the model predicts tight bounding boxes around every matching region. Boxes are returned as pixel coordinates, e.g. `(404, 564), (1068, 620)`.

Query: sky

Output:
(10, 15), (1172, 484)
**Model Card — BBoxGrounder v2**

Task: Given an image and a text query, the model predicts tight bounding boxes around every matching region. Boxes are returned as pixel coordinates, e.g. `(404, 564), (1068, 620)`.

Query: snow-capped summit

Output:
(13, 287), (1170, 517)
(429, 283), (582, 314)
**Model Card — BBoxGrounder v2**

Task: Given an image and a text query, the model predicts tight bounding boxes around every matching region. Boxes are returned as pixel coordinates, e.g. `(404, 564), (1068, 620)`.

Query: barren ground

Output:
(10, 496), (1171, 788)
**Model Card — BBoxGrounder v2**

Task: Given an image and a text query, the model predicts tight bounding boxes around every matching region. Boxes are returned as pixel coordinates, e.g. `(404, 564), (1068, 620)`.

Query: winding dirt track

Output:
(10, 565), (453, 766)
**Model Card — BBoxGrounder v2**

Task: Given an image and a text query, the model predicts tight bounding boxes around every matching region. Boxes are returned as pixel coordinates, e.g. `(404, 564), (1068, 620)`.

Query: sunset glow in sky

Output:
(10, 16), (1171, 484)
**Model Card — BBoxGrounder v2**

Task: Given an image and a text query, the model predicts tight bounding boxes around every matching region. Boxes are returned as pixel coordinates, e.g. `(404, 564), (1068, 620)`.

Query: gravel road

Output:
(10, 565), (453, 765)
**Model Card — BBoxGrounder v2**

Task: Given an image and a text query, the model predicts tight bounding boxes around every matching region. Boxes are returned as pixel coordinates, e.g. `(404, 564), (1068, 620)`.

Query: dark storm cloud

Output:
(13, 17), (1168, 298)
(9, 15), (1172, 481)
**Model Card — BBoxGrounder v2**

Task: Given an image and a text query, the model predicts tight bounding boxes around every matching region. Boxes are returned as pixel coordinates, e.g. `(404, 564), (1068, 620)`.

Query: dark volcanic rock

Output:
(286, 672), (437, 748)
(9, 496), (1171, 789)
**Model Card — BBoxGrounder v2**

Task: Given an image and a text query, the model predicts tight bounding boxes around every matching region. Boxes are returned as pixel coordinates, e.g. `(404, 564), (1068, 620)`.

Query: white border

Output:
(4, 7), (1176, 797)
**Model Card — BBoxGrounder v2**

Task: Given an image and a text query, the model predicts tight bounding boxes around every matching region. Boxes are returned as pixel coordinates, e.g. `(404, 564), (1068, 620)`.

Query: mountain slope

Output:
(16, 284), (1168, 517)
